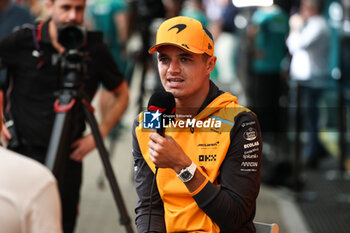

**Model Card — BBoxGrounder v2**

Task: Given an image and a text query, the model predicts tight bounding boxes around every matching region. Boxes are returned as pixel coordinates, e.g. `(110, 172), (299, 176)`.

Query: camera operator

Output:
(0, 0), (129, 232)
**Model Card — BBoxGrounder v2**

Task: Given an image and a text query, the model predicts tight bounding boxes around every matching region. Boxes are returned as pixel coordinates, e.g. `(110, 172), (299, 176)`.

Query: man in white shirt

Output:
(0, 91), (63, 233)
(287, 0), (330, 84)
(286, 0), (330, 168)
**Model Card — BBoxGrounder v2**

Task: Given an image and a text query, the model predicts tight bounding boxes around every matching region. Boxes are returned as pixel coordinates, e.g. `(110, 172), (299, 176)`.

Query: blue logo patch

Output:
(143, 110), (162, 129)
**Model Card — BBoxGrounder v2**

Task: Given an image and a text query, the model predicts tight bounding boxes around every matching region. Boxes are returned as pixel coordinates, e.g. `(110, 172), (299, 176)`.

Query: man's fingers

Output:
(149, 132), (168, 146)
(149, 132), (164, 141)
(70, 135), (95, 162)
(71, 139), (82, 149)
(70, 140), (84, 160)
(2, 126), (12, 139)
(70, 147), (80, 158)
(148, 140), (159, 150)
(70, 147), (84, 162)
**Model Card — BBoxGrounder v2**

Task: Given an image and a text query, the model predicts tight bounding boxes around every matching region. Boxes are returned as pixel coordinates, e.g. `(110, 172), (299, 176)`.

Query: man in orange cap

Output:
(132, 16), (262, 232)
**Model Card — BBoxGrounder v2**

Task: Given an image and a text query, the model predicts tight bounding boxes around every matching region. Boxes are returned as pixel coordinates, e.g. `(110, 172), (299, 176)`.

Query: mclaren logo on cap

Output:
(168, 24), (187, 34)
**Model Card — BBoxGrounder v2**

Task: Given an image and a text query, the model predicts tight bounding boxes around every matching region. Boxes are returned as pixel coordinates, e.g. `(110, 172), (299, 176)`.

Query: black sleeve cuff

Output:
(136, 214), (166, 233)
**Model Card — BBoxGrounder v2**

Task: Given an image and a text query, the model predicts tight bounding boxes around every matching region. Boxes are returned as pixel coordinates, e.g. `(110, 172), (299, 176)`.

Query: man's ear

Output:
(45, 0), (54, 17)
(207, 56), (217, 74)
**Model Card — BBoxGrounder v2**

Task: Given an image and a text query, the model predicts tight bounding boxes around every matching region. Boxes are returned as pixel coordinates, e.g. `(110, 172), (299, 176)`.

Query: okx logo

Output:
(143, 110), (162, 129)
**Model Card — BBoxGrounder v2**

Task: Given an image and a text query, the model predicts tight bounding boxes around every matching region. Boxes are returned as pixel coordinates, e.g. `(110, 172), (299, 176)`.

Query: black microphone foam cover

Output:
(147, 91), (175, 115)
(147, 91), (176, 136)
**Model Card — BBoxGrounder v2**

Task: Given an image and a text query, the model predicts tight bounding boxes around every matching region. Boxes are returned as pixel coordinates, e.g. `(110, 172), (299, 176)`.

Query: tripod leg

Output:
(97, 134), (118, 190)
(46, 113), (71, 170)
(46, 109), (74, 192)
(82, 104), (134, 233)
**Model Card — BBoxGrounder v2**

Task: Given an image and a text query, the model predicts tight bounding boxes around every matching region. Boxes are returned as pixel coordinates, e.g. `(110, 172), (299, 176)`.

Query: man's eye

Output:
(159, 58), (169, 63)
(77, 6), (84, 12)
(181, 57), (190, 62)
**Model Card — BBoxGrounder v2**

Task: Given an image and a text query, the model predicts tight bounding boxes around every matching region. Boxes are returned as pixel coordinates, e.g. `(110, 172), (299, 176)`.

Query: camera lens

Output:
(58, 26), (85, 50)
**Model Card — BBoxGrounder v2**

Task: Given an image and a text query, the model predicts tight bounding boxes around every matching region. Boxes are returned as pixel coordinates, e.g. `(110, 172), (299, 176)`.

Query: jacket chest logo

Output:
(199, 154), (216, 162)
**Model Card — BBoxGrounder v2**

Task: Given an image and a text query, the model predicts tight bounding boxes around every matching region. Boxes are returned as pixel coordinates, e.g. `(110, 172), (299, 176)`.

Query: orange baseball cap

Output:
(149, 16), (214, 56)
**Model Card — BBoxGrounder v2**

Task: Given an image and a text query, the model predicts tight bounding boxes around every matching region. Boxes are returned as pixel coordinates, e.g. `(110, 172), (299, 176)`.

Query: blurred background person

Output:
(87, 0), (129, 78)
(181, 0), (209, 26)
(0, 0), (35, 39)
(202, 0), (246, 104)
(86, 0), (130, 157)
(286, 0), (331, 168)
(15, 0), (48, 20)
(246, 0), (290, 161)
(0, 91), (63, 233)
(163, 0), (185, 19)
(0, 0), (35, 111)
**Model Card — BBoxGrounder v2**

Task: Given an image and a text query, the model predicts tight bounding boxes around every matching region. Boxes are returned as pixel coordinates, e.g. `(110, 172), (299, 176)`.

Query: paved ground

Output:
(74, 71), (310, 233)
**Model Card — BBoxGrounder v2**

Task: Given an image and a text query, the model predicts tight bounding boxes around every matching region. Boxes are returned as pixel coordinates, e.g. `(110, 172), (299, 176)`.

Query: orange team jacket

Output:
(135, 92), (256, 232)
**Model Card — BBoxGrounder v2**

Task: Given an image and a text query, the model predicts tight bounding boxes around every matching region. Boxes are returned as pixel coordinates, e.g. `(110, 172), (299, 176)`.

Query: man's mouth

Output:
(167, 78), (184, 83)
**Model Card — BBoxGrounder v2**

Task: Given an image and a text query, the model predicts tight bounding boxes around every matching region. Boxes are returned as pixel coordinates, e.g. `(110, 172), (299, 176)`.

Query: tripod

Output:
(45, 55), (134, 233)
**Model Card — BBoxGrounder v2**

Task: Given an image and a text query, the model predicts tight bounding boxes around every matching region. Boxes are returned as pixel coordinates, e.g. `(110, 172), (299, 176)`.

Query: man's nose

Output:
(68, 10), (78, 21)
(168, 61), (181, 73)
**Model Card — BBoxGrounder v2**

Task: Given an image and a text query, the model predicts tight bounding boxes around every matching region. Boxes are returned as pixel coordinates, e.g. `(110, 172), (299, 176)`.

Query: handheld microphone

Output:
(146, 91), (175, 233)
(147, 91), (176, 136)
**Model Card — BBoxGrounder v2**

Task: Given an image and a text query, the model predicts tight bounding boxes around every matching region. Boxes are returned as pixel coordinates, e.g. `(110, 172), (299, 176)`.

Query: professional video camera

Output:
(46, 25), (89, 177)
(46, 25), (134, 232)
(57, 25), (88, 90)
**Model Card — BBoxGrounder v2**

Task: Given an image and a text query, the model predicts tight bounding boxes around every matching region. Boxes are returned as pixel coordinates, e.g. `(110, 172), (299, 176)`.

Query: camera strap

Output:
(32, 21), (45, 69)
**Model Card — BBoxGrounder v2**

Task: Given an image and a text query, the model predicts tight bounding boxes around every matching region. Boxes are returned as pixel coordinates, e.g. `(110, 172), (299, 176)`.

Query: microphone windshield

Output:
(147, 91), (175, 135)
(147, 91), (176, 115)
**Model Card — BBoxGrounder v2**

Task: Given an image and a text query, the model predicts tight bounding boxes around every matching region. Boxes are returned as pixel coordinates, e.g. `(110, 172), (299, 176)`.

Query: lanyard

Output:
(32, 21), (45, 69)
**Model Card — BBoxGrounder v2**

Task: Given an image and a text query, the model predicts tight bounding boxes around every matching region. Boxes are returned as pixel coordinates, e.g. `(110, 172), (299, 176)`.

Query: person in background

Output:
(247, 0), (290, 160)
(286, 0), (330, 168)
(16, 0), (49, 21)
(133, 16), (262, 232)
(201, 0), (246, 105)
(0, 91), (63, 233)
(181, 0), (209, 26)
(0, 0), (35, 39)
(87, 0), (130, 156)
(87, 0), (128, 76)
(0, 0), (35, 114)
(0, 0), (129, 232)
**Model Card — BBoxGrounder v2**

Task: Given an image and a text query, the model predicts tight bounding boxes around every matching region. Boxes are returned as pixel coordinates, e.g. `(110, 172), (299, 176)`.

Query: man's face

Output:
(157, 45), (215, 102)
(46, 0), (86, 27)
(301, 1), (318, 19)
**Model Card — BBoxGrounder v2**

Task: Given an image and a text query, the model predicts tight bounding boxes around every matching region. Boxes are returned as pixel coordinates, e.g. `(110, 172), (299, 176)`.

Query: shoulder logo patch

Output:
(243, 127), (257, 141)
